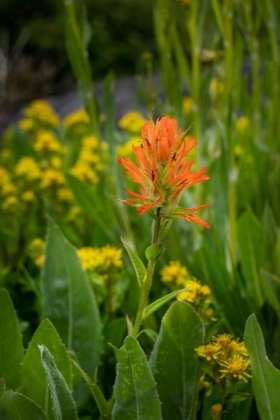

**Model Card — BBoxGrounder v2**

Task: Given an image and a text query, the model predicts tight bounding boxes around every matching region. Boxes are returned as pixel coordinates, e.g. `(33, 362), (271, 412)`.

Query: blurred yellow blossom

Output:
(2, 195), (18, 211)
(56, 188), (74, 203)
(15, 157), (41, 181)
(236, 116), (250, 132)
(183, 96), (194, 115)
(70, 161), (99, 184)
(78, 247), (102, 271)
(118, 111), (147, 133)
(160, 261), (189, 286)
(82, 135), (99, 150)
(22, 190), (36, 202)
(40, 168), (65, 189)
(23, 100), (59, 128)
(50, 157), (64, 169)
(177, 279), (211, 303)
(28, 238), (45, 266)
(18, 118), (34, 132)
(63, 109), (90, 128)
(117, 137), (141, 157)
(78, 245), (123, 273)
(34, 131), (64, 153)
(1, 182), (17, 196)
(210, 403), (223, 420)
(0, 167), (11, 186)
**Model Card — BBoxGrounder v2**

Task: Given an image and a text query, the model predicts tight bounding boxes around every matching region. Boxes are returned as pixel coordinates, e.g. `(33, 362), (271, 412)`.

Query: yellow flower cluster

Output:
(118, 111), (147, 133)
(15, 157), (42, 181)
(19, 100), (59, 131)
(28, 238), (45, 266)
(236, 116), (250, 133)
(183, 96), (194, 115)
(63, 108), (90, 129)
(70, 136), (105, 184)
(117, 136), (141, 157)
(160, 260), (189, 286)
(33, 131), (65, 153)
(78, 245), (123, 275)
(177, 279), (211, 303)
(195, 334), (251, 384)
(210, 403), (223, 420)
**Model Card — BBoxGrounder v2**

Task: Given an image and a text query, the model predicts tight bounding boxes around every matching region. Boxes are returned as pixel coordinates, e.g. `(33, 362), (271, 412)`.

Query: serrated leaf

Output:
(0, 390), (49, 420)
(142, 288), (187, 321)
(145, 243), (165, 262)
(42, 217), (101, 380)
(0, 289), (24, 390)
(112, 336), (162, 420)
(149, 301), (204, 420)
(121, 237), (146, 288)
(244, 314), (280, 419)
(39, 345), (78, 420)
(21, 319), (72, 419)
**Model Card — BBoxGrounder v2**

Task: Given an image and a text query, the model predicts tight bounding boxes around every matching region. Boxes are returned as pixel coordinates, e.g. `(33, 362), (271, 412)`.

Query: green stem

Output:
(132, 213), (161, 338)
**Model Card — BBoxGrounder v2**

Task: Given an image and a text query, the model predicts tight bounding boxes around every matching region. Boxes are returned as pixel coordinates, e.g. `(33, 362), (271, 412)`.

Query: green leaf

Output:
(158, 219), (173, 240)
(112, 336), (162, 420)
(0, 378), (6, 399)
(70, 357), (108, 419)
(42, 217), (101, 379)
(21, 319), (72, 419)
(149, 301), (204, 420)
(237, 210), (265, 306)
(261, 270), (280, 314)
(244, 314), (280, 419)
(0, 390), (49, 420)
(141, 329), (158, 343)
(145, 243), (165, 262)
(224, 392), (250, 403)
(121, 237), (146, 288)
(125, 315), (134, 336)
(39, 345), (78, 420)
(142, 288), (187, 321)
(0, 289), (24, 390)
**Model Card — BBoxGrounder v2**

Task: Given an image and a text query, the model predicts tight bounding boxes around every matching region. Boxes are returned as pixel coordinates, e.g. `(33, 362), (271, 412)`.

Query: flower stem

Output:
(132, 213), (161, 338)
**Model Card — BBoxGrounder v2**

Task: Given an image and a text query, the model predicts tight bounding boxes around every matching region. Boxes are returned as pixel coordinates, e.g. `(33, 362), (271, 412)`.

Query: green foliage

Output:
(245, 314), (280, 420)
(149, 301), (204, 420)
(121, 237), (146, 288)
(21, 319), (73, 419)
(112, 336), (162, 420)
(39, 345), (78, 420)
(0, 390), (49, 420)
(0, 289), (24, 390)
(42, 217), (101, 377)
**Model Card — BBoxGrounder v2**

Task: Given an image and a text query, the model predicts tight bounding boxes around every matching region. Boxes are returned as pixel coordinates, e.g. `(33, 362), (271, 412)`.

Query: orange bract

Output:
(118, 116), (210, 228)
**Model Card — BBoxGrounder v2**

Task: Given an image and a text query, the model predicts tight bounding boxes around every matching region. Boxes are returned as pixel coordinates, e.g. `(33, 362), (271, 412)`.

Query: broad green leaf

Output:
(244, 314), (280, 419)
(112, 336), (162, 420)
(121, 237), (146, 288)
(149, 301), (204, 420)
(0, 289), (24, 390)
(237, 210), (265, 306)
(145, 243), (165, 262)
(42, 218), (101, 379)
(0, 390), (48, 420)
(39, 345), (78, 420)
(142, 288), (187, 321)
(21, 319), (72, 419)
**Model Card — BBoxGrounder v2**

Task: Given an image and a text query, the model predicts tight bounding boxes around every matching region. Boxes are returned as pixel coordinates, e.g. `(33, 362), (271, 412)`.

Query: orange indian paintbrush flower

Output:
(118, 116), (210, 228)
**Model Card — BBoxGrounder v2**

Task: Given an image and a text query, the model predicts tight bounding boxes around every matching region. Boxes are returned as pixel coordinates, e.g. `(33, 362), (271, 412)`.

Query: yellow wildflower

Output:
(177, 289), (197, 303)
(177, 279), (210, 303)
(160, 261), (189, 286)
(117, 137), (141, 157)
(24, 100), (59, 128)
(210, 403), (223, 420)
(67, 206), (82, 222)
(79, 150), (101, 165)
(213, 334), (232, 350)
(118, 111), (147, 133)
(40, 168), (65, 189)
(82, 135), (99, 150)
(1, 182), (17, 196)
(63, 109), (90, 128)
(220, 355), (251, 383)
(70, 161), (99, 184)
(183, 96), (194, 115)
(34, 131), (64, 153)
(15, 157), (41, 181)
(28, 238), (45, 266)
(195, 343), (221, 362)
(236, 116), (250, 132)
(56, 188), (74, 203)
(101, 245), (123, 270)
(18, 118), (34, 132)
(50, 156), (64, 169)
(229, 340), (249, 357)
(22, 190), (35, 202)
(0, 167), (11, 186)
(77, 247), (104, 271)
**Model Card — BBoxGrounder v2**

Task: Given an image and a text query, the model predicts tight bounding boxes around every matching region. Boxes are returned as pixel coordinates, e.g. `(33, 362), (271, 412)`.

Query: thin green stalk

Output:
(132, 214), (161, 338)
